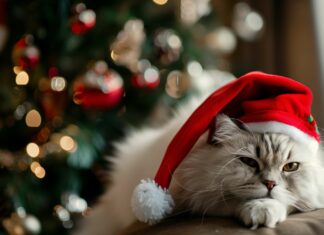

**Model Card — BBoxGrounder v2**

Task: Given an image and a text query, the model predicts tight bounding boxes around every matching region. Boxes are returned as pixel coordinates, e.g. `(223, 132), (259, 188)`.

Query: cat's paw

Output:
(237, 198), (287, 229)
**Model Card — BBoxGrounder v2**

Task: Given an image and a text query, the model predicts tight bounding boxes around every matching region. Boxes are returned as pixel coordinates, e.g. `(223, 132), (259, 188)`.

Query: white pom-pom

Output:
(131, 179), (174, 224)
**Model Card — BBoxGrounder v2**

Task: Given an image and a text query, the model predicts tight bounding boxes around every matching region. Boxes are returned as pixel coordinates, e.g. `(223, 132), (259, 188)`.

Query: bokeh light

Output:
(26, 143), (40, 158)
(59, 136), (77, 152)
(15, 71), (29, 85)
(51, 76), (66, 91)
(152, 0), (168, 5)
(25, 109), (42, 127)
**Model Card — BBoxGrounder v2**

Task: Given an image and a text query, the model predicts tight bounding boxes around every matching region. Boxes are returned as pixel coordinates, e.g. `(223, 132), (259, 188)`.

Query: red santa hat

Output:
(131, 71), (320, 224)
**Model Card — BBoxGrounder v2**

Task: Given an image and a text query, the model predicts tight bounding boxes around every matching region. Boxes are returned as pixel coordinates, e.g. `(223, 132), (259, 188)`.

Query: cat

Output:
(74, 104), (324, 235)
(172, 114), (324, 229)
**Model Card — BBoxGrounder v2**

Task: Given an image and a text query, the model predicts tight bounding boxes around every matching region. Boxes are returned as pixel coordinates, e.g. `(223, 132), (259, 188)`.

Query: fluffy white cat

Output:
(74, 99), (324, 235)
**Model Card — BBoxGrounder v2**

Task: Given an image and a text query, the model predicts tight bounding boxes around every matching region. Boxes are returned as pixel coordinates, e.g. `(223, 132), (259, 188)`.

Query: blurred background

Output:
(0, 0), (323, 234)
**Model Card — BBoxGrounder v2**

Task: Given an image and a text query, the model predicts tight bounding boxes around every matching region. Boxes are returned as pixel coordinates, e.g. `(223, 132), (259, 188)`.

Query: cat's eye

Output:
(239, 157), (259, 168)
(282, 162), (300, 172)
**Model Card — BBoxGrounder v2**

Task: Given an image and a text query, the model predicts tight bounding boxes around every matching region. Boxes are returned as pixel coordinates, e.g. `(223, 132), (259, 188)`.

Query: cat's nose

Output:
(263, 180), (276, 190)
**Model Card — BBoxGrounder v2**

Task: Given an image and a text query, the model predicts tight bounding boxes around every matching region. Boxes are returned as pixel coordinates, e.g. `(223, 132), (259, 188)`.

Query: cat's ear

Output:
(210, 114), (248, 145)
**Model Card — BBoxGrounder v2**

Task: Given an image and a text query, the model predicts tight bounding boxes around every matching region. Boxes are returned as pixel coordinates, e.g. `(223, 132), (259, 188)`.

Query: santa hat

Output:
(131, 71), (320, 224)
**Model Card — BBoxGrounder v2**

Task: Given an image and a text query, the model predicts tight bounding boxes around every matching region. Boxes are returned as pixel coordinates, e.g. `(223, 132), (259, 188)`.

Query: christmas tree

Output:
(0, 0), (264, 234)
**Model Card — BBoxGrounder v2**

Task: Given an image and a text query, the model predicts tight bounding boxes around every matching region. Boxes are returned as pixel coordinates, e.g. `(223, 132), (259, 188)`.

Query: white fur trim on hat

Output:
(131, 179), (174, 224)
(245, 121), (319, 151)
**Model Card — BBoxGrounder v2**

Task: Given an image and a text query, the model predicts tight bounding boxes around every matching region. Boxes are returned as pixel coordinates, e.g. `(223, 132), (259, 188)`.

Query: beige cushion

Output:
(121, 209), (324, 235)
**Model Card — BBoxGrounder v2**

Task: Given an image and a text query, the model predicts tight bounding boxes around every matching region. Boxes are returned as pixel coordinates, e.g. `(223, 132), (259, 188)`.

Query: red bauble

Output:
(38, 76), (67, 122)
(70, 3), (96, 35)
(131, 66), (160, 89)
(12, 35), (40, 69)
(73, 62), (124, 109)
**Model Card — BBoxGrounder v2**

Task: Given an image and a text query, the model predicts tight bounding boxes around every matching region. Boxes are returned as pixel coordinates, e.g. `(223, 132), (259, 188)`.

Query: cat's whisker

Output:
(174, 156), (241, 194)
(171, 173), (224, 194)
(208, 157), (241, 188)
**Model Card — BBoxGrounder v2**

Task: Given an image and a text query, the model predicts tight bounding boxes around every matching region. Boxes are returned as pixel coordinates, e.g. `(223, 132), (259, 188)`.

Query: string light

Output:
(30, 161), (41, 172)
(165, 70), (189, 98)
(93, 60), (108, 74)
(72, 92), (83, 105)
(187, 61), (203, 77)
(26, 143), (40, 158)
(75, 3), (86, 13)
(13, 66), (23, 75)
(14, 104), (27, 120)
(62, 193), (88, 213)
(152, 0), (168, 5)
(30, 161), (46, 178)
(51, 76), (66, 91)
(110, 50), (118, 61)
(15, 71), (29, 85)
(180, 0), (196, 24)
(54, 205), (70, 221)
(25, 109), (42, 127)
(34, 166), (46, 179)
(59, 136), (77, 152)
(23, 214), (42, 233)
(167, 34), (181, 49)
(16, 207), (26, 217)
(143, 67), (159, 84)
(233, 2), (264, 41)
(54, 205), (73, 228)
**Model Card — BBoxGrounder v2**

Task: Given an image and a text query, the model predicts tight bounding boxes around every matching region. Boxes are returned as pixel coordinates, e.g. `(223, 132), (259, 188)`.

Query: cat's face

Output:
(172, 114), (323, 215)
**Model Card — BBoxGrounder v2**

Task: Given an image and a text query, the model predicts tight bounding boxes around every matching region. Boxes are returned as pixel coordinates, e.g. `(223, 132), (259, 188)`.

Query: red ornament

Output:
(12, 35), (40, 69)
(73, 61), (124, 109)
(70, 3), (96, 35)
(38, 77), (67, 122)
(131, 64), (160, 89)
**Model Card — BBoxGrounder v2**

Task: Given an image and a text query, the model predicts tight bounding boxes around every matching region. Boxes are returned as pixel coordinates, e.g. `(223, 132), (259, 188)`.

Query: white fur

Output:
(73, 68), (234, 235)
(172, 115), (324, 229)
(245, 121), (319, 152)
(74, 105), (324, 235)
(73, 100), (202, 235)
(237, 199), (287, 229)
(131, 179), (174, 224)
